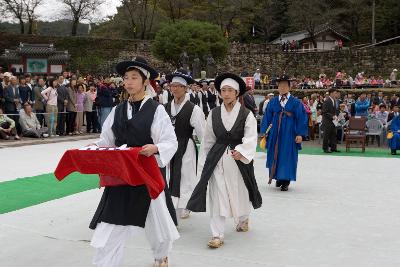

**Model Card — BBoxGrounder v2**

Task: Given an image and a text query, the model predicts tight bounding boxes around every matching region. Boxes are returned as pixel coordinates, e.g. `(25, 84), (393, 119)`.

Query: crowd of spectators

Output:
(0, 70), (124, 141)
(247, 68), (398, 90)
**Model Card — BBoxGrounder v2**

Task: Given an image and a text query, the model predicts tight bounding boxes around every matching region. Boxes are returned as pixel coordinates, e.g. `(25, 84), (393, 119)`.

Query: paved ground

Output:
(0, 140), (399, 267)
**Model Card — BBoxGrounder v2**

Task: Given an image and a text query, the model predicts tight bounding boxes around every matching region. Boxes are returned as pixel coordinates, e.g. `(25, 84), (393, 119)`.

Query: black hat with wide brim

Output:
(215, 73), (246, 96)
(115, 56), (158, 79)
(166, 71), (195, 85)
(276, 74), (295, 83)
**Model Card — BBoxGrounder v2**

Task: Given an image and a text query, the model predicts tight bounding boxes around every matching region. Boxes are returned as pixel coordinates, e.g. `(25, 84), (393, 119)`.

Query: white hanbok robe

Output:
(198, 101), (258, 219)
(92, 96), (179, 258)
(168, 98), (205, 209)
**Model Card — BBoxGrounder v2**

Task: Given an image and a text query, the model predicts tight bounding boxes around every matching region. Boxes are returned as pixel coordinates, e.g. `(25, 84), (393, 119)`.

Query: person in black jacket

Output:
(97, 82), (115, 128)
(322, 88), (340, 153)
(243, 86), (258, 115)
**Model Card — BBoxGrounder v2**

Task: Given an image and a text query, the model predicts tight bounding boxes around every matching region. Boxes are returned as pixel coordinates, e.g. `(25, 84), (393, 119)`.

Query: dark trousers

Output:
(86, 111), (99, 133)
(56, 111), (66, 135)
(35, 109), (45, 127)
(323, 123), (337, 151)
(66, 111), (77, 134)
(0, 128), (17, 139)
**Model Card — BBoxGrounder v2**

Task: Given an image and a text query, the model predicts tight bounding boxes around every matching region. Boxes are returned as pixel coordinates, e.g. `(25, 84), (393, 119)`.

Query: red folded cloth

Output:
(54, 147), (165, 199)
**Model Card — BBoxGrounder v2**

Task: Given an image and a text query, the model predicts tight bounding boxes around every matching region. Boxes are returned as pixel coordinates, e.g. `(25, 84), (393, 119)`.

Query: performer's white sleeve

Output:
(151, 105), (178, 168)
(197, 110), (216, 177)
(162, 90), (168, 104)
(190, 105), (206, 141)
(234, 112), (257, 164)
(95, 107), (116, 147)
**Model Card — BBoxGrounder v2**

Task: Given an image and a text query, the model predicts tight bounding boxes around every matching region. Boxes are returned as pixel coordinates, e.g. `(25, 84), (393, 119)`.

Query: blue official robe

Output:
(261, 96), (308, 181)
(388, 116), (400, 151)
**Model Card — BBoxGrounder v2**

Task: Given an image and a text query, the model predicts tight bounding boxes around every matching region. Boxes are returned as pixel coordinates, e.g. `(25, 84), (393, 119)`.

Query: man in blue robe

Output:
(388, 111), (400, 155)
(261, 75), (308, 191)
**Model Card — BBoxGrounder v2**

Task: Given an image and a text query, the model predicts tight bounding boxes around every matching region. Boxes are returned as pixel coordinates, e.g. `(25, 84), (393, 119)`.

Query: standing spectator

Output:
(84, 83), (97, 133)
(262, 74), (269, 90)
(4, 76), (21, 132)
(0, 106), (20, 140)
(75, 84), (86, 134)
(66, 79), (77, 135)
(253, 69), (261, 89)
(96, 82), (114, 128)
(261, 93), (274, 115)
(19, 103), (48, 138)
(309, 98), (317, 140)
(243, 86), (258, 115)
(18, 76), (34, 105)
(302, 97), (312, 141)
(56, 75), (68, 136)
(355, 93), (370, 116)
(32, 78), (46, 127)
(390, 69), (397, 86)
(322, 88), (340, 153)
(41, 79), (58, 136)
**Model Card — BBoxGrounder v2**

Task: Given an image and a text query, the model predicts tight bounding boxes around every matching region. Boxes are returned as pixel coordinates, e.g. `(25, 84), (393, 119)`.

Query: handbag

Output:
(259, 124), (272, 151)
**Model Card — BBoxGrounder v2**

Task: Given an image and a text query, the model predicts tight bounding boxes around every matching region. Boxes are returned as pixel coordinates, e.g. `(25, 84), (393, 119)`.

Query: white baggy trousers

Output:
(91, 192), (180, 266)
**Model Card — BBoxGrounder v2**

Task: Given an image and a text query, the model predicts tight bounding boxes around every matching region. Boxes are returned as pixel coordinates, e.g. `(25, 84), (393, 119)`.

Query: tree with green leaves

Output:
(152, 20), (228, 68)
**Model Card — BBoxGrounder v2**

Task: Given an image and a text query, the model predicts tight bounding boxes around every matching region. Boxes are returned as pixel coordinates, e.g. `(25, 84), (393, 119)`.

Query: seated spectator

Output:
(388, 114), (400, 155)
(375, 104), (389, 126)
(0, 107), (20, 140)
(337, 104), (349, 126)
(367, 107), (376, 120)
(19, 103), (48, 138)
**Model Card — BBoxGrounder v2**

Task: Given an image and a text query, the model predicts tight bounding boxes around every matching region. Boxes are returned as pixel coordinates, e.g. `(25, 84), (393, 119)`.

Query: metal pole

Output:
(372, 0), (376, 44)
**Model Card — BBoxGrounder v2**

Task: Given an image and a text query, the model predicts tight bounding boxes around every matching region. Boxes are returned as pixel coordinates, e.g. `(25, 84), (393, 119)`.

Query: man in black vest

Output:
(187, 73), (262, 249)
(206, 80), (220, 110)
(188, 83), (200, 106)
(165, 71), (205, 220)
(198, 80), (209, 117)
(322, 88), (340, 153)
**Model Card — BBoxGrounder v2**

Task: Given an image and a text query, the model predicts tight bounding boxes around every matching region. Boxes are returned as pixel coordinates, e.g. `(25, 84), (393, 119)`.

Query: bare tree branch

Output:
(1, 0), (26, 33)
(59, 0), (106, 35)
(23, 0), (43, 34)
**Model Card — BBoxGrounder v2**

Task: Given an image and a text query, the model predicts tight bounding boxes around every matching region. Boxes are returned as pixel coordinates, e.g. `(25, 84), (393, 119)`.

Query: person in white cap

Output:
(390, 69), (398, 87)
(88, 56), (179, 267)
(253, 68), (261, 89)
(187, 73), (262, 249)
(164, 70), (205, 220)
(262, 92), (275, 115)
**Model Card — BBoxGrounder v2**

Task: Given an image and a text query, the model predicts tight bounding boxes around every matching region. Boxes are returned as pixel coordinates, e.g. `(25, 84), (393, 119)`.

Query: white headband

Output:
(171, 76), (187, 86)
(127, 66), (150, 79)
(220, 78), (239, 91)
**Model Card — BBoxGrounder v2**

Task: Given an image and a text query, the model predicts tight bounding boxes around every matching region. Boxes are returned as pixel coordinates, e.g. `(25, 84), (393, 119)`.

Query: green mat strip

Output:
(257, 145), (396, 158)
(0, 173), (98, 214)
(1, 145), (396, 214)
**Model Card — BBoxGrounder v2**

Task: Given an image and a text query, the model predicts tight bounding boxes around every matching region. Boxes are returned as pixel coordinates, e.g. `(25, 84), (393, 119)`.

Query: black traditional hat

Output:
(214, 73), (246, 96)
(166, 70), (195, 85)
(115, 56), (158, 79)
(276, 74), (295, 82)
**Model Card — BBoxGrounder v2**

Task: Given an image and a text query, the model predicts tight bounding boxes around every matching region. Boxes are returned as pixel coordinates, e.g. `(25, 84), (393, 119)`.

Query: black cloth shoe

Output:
(275, 180), (282, 188)
(280, 181), (290, 191)
(281, 184), (289, 191)
(391, 150), (397, 155)
(323, 150), (332, 153)
(331, 149), (341, 152)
